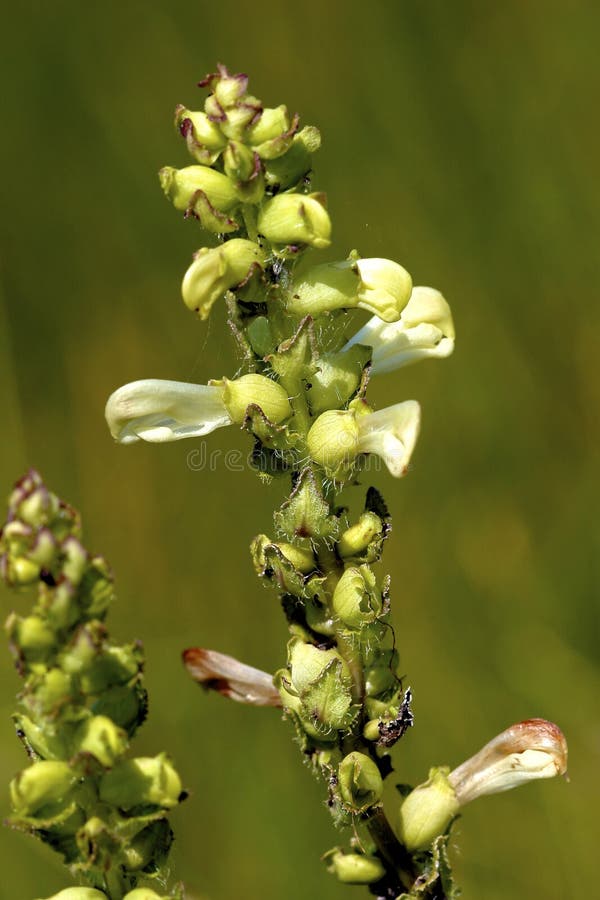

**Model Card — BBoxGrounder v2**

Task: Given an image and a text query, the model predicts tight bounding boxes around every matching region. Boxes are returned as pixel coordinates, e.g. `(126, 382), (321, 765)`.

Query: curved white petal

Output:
(356, 400), (421, 477)
(105, 379), (231, 444)
(345, 286), (455, 373)
(449, 719), (568, 806)
(183, 648), (282, 707)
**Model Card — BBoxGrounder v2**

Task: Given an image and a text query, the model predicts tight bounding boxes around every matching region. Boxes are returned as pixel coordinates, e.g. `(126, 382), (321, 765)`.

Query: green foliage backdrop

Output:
(1, 2), (598, 898)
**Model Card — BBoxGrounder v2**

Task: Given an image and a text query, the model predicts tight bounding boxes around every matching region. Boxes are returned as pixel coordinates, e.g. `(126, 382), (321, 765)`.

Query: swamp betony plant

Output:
(1, 65), (567, 900)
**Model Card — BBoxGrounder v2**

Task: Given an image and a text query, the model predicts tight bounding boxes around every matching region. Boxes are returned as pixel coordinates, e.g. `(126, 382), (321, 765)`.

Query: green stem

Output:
(367, 806), (417, 891)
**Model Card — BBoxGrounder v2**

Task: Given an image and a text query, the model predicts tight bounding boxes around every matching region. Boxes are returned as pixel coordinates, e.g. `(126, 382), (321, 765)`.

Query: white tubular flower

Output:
(345, 286), (455, 373)
(182, 239), (266, 320)
(397, 718), (568, 851)
(356, 400), (421, 477)
(288, 257), (412, 322)
(105, 380), (232, 444)
(105, 374), (291, 444)
(448, 718), (568, 806)
(182, 647), (282, 707)
(306, 400), (420, 479)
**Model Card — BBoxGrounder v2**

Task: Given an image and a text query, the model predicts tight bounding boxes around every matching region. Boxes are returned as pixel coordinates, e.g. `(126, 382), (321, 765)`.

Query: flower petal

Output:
(345, 286), (455, 373)
(356, 400), (421, 477)
(449, 718), (568, 805)
(105, 379), (231, 444)
(182, 648), (282, 707)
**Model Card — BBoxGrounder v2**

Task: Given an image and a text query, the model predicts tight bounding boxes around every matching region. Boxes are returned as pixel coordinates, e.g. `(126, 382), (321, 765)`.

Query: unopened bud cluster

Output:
(0, 471), (183, 898)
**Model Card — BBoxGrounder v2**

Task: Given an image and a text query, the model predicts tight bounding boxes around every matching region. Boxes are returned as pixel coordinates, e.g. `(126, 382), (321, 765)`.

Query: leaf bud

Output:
(306, 410), (360, 479)
(326, 849), (385, 884)
(182, 239), (266, 319)
(10, 760), (75, 816)
(220, 374), (291, 425)
(99, 753), (182, 810)
(332, 566), (382, 629)
(338, 751), (384, 812)
(257, 192), (331, 249)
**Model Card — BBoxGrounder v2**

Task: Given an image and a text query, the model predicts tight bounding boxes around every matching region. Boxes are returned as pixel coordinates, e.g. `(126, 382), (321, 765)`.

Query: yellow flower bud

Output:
(76, 715), (128, 767)
(10, 760), (75, 816)
(220, 374), (291, 425)
(338, 751), (384, 812)
(327, 850), (386, 885)
(182, 239), (266, 319)
(159, 165), (237, 212)
(36, 889), (109, 900)
(99, 754), (182, 810)
(175, 104), (226, 165)
(275, 542), (316, 574)
(257, 192), (332, 249)
(337, 512), (383, 558)
(306, 410), (359, 478)
(247, 105), (298, 159)
(332, 566), (382, 629)
(123, 890), (167, 900)
(15, 614), (56, 661)
(397, 767), (459, 851)
(159, 165), (239, 232)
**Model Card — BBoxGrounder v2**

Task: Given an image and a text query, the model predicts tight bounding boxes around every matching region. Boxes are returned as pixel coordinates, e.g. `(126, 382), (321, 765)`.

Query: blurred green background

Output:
(1, 1), (598, 898)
